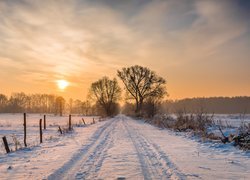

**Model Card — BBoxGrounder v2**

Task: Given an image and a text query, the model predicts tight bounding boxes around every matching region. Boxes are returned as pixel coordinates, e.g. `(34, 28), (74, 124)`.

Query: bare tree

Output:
(8, 92), (28, 113)
(55, 96), (65, 116)
(82, 100), (91, 115)
(117, 65), (167, 116)
(0, 94), (8, 112)
(68, 98), (73, 114)
(89, 77), (121, 116)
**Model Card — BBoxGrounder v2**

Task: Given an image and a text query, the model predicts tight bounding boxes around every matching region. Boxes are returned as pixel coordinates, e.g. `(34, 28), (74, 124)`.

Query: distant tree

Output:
(117, 65), (167, 116)
(71, 99), (81, 114)
(89, 77), (121, 116)
(55, 96), (65, 116)
(162, 97), (250, 114)
(68, 98), (73, 114)
(122, 102), (135, 116)
(143, 96), (163, 118)
(0, 94), (8, 112)
(47, 95), (56, 113)
(0, 93), (67, 114)
(82, 100), (91, 115)
(8, 92), (28, 113)
(69, 99), (92, 115)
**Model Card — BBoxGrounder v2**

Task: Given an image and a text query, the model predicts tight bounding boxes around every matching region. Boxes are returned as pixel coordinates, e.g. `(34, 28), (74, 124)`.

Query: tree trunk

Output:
(135, 99), (143, 117)
(135, 99), (140, 114)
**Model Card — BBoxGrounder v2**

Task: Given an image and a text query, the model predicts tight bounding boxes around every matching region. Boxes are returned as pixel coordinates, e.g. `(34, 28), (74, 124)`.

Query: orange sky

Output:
(0, 0), (250, 100)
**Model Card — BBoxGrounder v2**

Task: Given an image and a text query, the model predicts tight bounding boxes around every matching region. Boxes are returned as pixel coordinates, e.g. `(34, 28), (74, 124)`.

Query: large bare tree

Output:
(89, 77), (121, 116)
(117, 65), (166, 115)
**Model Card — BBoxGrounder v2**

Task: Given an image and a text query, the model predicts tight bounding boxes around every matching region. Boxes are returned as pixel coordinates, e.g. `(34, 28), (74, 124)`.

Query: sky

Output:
(0, 0), (250, 100)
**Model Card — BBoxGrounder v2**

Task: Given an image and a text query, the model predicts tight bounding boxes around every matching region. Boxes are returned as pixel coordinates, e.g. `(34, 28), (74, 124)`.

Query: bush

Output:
(173, 112), (213, 134)
(233, 132), (250, 150)
(149, 112), (214, 138)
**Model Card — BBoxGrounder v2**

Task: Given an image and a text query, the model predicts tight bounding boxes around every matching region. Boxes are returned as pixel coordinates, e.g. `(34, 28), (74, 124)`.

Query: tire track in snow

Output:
(74, 120), (116, 179)
(47, 118), (117, 180)
(123, 118), (185, 180)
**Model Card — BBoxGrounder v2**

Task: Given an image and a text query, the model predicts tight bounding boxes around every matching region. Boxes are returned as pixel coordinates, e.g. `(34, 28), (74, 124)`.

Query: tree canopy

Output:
(89, 76), (121, 116)
(117, 65), (167, 115)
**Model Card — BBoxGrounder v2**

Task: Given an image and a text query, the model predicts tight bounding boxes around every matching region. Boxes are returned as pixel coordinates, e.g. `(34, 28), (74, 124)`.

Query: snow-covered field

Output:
(0, 114), (250, 179)
(213, 114), (250, 128)
(0, 113), (99, 155)
(211, 114), (250, 138)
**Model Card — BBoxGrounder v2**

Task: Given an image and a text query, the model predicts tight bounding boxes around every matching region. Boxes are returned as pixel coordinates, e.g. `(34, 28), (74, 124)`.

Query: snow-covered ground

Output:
(210, 114), (250, 139)
(167, 114), (250, 128)
(0, 113), (99, 155)
(165, 114), (250, 139)
(213, 114), (250, 128)
(0, 114), (249, 179)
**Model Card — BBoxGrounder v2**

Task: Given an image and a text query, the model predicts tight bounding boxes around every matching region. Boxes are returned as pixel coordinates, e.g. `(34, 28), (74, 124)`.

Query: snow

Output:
(0, 113), (98, 155)
(210, 114), (250, 139)
(213, 114), (250, 128)
(0, 114), (250, 179)
(0, 114), (103, 179)
(127, 118), (250, 179)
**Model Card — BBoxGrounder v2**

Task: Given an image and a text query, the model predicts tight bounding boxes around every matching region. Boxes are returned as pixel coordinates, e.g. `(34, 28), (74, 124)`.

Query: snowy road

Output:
(1, 115), (250, 179)
(48, 116), (183, 180)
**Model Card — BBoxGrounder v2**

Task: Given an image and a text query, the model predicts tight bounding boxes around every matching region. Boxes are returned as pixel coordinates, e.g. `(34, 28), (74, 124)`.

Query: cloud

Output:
(183, 0), (248, 56)
(0, 0), (249, 99)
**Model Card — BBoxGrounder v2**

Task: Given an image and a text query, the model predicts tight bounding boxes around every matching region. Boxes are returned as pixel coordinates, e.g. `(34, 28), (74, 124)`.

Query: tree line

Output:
(0, 93), (95, 115)
(162, 97), (250, 114)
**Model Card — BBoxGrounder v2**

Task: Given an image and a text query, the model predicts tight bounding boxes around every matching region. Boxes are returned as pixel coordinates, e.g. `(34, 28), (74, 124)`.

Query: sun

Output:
(57, 80), (69, 90)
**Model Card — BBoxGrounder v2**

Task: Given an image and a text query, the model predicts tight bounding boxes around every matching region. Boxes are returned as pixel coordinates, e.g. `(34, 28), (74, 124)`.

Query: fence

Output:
(0, 113), (100, 154)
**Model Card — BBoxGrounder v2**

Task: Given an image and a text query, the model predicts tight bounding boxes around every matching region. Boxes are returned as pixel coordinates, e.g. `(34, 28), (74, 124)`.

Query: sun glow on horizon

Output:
(57, 80), (69, 90)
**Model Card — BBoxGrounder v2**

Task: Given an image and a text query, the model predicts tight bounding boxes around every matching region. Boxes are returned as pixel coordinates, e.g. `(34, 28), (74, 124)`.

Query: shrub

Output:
(149, 112), (214, 138)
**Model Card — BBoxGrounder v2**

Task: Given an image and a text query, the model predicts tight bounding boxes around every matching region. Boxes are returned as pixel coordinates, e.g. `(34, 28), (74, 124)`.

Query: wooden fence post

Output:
(39, 119), (43, 143)
(69, 114), (72, 130)
(2, 136), (10, 153)
(82, 118), (86, 125)
(58, 126), (63, 134)
(44, 115), (46, 130)
(24, 113), (27, 147)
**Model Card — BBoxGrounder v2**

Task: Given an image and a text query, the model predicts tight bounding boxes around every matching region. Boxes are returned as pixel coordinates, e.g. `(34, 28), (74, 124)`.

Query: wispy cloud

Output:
(0, 0), (249, 99)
